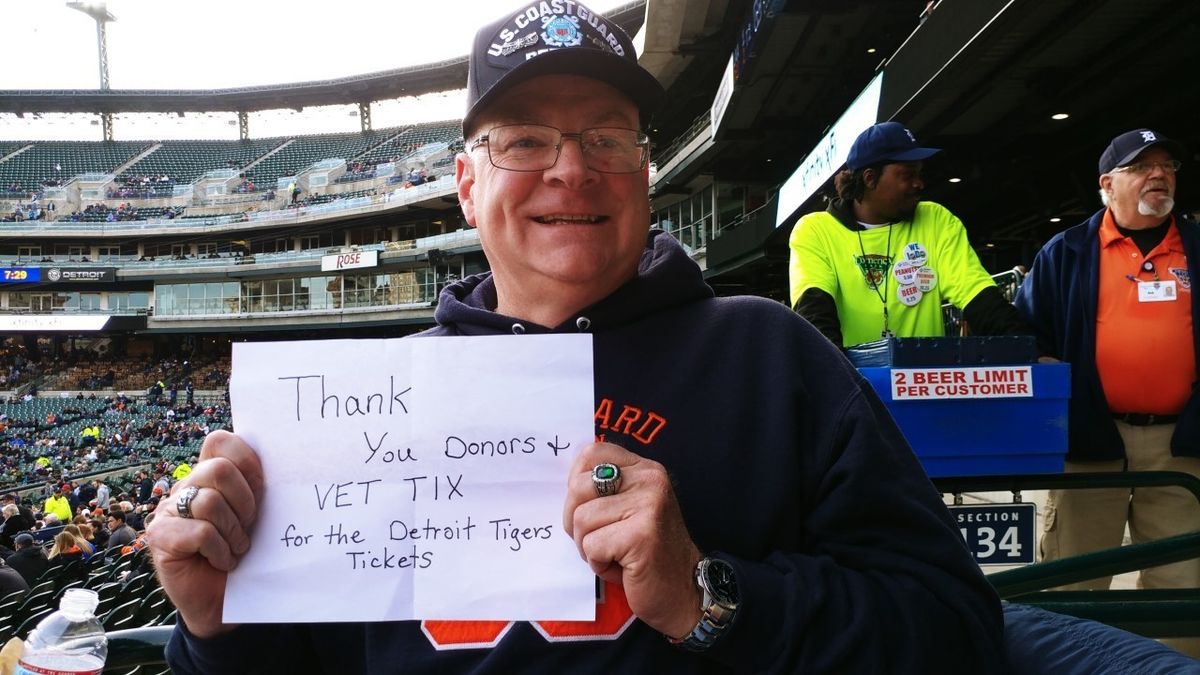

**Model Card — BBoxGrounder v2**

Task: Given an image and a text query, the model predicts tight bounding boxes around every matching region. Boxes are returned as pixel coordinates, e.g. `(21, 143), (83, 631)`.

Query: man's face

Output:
(456, 74), (650, 311)
(1100, 147), (1177, 222)
(864, 162), (925, 222)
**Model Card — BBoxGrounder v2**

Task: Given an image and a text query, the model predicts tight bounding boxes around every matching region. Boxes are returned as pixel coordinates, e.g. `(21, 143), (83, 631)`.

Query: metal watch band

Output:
(671, 602), (736, 651)
(668, 557), (739, 652)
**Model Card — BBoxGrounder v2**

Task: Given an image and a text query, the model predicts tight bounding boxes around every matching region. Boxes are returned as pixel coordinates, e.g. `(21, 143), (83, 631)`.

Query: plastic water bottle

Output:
(16, 588), (108, 675)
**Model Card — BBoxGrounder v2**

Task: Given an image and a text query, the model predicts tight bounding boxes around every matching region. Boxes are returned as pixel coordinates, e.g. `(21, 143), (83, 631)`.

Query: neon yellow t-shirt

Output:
(44, 494), (73, 522)
(788, 201), (996, 347)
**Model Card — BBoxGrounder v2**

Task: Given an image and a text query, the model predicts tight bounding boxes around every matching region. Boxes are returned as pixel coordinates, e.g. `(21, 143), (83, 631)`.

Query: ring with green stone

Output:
(591, 463), (622, 497)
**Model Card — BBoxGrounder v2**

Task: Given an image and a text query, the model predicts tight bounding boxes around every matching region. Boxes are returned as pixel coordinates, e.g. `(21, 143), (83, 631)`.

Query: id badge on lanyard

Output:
(1138, 280), (1178, 302)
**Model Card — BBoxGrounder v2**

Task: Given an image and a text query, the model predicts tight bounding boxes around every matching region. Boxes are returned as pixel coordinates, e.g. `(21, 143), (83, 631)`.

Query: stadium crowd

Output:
(106, 174), (176, 200)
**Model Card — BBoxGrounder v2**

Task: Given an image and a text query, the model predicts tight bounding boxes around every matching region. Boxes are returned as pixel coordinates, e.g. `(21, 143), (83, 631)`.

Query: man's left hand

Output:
(562, 442), (703, 639)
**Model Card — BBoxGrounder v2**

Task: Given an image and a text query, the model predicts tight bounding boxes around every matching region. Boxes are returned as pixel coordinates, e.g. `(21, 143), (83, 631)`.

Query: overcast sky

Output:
(2, 0), (628, 89)
(0, 0), (628, 139)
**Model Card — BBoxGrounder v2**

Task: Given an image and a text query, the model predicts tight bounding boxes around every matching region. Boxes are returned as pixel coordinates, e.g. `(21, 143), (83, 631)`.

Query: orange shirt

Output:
(1095, 210), (1195, 414)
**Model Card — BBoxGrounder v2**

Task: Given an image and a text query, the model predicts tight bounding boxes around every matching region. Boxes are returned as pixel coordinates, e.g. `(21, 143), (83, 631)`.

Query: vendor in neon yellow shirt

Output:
(789, 122), (1027, 348)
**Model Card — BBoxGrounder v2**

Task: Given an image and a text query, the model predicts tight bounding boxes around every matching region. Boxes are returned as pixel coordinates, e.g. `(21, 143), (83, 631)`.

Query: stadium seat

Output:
(121, 138), (284, 184)
(13, 605), (54, 640)
(0, 140), (149, 193)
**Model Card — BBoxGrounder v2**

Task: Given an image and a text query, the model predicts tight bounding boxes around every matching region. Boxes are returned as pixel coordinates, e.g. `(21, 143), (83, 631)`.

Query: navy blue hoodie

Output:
(168, 231), (1004, 674)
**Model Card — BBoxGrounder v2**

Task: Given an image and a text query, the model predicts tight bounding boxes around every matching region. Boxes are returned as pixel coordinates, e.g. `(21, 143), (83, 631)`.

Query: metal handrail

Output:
(1003, 589), (1200, 638)
(934, 471), (1200, 596)
(104, 625), (173, 670)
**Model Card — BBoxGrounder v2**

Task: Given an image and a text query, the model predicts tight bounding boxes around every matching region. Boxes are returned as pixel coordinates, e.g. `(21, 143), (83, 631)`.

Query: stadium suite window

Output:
(300, 233), (333, 250)
(62, 293), (101, 311)
(9, 292), (67, 312)
(110, 292), (149, 311)
(16, 246), (40, 261)
(152, 273), (442, 316)
(652, 185), (713, 252)
(98, 246), (123, 261)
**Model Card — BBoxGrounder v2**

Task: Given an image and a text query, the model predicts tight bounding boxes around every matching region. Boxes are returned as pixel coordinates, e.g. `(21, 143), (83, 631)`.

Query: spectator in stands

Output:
(135, 471), (153, 504)
(153, 470), (171, 496)
(788, 122), (1029, 348)
(47, 530), (84, 569)
(0, 493), (34, 533)
(42, 485), (72, 523)
(89, 515), (109, 551)
(62, 524), (94, 560)
(76, 479), (96, 509)
(62, 480), (79, 513)
(122, 500), (145, 531)
(0, 504), (31, 551)
(151, 4), (1004, 673)
(1015, 129), (1199, 658)
(0, 556), (29, 598)
(7, 533), (47, 586)
(119, 510), (153, 558)
(94, 479), (110, 512)
(106, 509), (136, 551)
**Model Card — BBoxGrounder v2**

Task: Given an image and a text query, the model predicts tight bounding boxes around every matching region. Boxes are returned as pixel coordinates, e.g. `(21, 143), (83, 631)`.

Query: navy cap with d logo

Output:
(463, 1), (666, 135)
(846, 122), (940, 171)
(1098, 128), (1186, 174)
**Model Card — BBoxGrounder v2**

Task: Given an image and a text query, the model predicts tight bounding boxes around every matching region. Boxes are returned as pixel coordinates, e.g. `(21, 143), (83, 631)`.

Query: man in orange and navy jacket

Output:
(1015, 128), (1199, 658)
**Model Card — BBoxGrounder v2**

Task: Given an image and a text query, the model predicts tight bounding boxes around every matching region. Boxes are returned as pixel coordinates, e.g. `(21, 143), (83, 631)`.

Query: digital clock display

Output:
(0, 268), (41, 282)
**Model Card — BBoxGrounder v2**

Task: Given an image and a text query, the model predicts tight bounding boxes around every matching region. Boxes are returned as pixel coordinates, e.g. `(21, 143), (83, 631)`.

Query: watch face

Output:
(704, 559), (740, 606)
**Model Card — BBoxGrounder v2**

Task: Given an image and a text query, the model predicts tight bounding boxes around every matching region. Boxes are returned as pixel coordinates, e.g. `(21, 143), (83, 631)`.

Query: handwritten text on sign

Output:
(891, 366), (1033, 400)
(223, 336), (596, 624)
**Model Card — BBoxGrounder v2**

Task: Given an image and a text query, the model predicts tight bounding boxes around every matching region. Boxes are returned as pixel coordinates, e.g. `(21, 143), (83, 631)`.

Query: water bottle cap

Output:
(61, 588), (100, 617)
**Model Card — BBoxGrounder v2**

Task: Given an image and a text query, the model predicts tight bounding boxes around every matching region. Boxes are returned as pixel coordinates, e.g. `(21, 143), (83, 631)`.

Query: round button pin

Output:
(903, 242), (928, 266)
(916, 266), (937, 292)
(897, 283), (923, 306)
(893, 260), (919, 285)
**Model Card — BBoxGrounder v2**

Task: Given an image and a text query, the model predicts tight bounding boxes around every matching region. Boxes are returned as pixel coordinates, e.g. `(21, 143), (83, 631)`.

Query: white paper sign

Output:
(223, 336), (597, 623)
(891, 366), (1034, 400)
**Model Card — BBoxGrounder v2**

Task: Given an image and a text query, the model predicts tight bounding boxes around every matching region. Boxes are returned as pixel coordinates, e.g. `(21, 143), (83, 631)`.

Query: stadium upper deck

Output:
(1, 0), (1197, 333)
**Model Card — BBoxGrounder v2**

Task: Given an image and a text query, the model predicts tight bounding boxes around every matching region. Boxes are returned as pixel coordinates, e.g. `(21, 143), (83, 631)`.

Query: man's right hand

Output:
(147, 430), (263, 639)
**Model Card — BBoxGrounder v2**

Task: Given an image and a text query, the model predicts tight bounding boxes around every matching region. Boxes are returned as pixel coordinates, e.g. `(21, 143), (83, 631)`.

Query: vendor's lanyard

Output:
(857, 224), (895, 338)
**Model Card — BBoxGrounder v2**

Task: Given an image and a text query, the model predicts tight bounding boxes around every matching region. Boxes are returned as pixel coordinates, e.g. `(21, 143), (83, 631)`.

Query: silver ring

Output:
(592, 463), (622, 497)
(176, 485), (200, 519)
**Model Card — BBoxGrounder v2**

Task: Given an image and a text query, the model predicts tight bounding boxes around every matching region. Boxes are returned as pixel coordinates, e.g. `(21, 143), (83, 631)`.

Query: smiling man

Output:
(1015, 129), (1200, 657)
(152, 3), (1004, 673)
(789, 122), (1028, 347)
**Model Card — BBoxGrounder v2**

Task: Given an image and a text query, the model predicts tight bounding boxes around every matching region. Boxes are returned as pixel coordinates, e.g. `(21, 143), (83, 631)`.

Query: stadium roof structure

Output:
(0, 2), (648, 116)
(0, 59), (470, 115)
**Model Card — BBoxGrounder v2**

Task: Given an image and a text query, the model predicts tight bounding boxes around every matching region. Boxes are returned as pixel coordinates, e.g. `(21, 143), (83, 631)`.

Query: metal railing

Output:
(936, 471), (1200, 638)
(942, 266), (1026, 335)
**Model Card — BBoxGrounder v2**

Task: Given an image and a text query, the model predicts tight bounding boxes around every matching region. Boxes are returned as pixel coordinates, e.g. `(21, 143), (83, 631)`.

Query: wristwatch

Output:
(669, 556), (740, 651)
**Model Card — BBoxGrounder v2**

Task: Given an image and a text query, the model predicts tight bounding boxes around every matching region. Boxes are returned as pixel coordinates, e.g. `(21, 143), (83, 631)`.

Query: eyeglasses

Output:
(1110, 160), (1182, 176)
(469, 124), (650, 174)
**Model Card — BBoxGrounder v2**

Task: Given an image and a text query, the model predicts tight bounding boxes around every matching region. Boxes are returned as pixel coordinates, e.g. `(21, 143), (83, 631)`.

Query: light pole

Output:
(67, 1), (117, 140)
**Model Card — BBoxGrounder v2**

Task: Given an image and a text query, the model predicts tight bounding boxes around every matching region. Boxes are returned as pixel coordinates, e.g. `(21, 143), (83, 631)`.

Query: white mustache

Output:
(1141, 181), (1170, 196)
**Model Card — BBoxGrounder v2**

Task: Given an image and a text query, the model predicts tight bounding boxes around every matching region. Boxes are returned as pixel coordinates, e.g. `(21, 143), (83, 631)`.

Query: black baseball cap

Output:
(462, 1), (666, 135)
(1098, 128), (1186, 174)
(846, 122), (941, 170)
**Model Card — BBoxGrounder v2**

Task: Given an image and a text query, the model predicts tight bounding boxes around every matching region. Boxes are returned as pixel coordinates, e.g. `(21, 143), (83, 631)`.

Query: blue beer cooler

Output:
(851, 338), (1070, 477)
